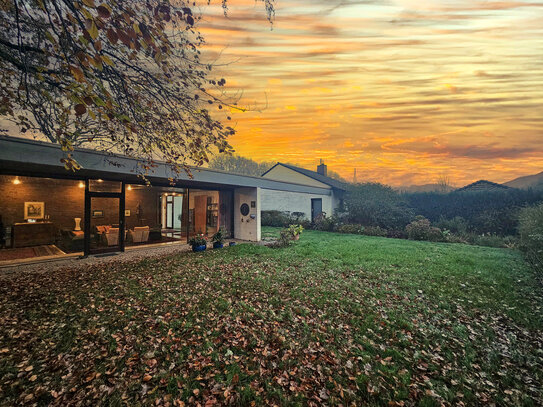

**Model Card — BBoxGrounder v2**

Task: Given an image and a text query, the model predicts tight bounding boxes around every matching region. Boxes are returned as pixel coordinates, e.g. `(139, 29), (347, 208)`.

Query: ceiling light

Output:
(13, 176), (20, 185)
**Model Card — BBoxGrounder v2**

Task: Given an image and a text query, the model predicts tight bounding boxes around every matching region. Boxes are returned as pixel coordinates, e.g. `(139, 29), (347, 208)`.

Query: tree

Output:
(0, 0), (274, 176)
(208, 154), (274, 176)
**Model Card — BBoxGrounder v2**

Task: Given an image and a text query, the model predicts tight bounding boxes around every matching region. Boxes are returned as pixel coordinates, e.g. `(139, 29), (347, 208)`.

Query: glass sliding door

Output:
(173, 196), (183, 229)
(89, 196), (122, 253)
(84, 180), (125, 255)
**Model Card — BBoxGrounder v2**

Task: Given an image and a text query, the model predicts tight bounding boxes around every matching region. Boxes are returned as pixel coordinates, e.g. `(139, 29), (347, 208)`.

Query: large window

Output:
(0, 175), (85, 261)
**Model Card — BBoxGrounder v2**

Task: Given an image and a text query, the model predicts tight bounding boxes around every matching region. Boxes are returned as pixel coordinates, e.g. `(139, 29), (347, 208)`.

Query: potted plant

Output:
(211, 228), (226, 249)
(189, 234), (207, 252)
(288, 224), (304, 240)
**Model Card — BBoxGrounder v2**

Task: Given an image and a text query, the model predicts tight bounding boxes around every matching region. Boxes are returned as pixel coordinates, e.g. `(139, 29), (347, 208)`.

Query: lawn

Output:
(1, 228), (542, 406)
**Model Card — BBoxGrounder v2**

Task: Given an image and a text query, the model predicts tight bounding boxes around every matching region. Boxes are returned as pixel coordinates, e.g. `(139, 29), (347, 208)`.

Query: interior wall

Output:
(189, 190), (219, 235)
(124, 187), (160, 230)
(0, 175), (84, 231)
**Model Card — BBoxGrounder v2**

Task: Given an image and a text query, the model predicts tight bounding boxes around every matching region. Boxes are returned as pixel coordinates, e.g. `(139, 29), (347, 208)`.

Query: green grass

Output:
(0, 228), (541, 406)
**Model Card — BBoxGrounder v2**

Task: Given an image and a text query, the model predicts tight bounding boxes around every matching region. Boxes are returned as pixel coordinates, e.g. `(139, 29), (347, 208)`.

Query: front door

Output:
(311, 198), (322, 222)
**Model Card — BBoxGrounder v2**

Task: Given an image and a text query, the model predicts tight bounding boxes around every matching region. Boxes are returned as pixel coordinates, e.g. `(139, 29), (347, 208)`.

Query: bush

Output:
(345, 183), (414, 230)
(336, 224), (364, 234)
(435, 216), (470, 234)
(472, 233), (509, 248)
(518, 203), (543, 274)
(313, 213), (337, 231)
(405, 189), (543, 235)
(211, 228), (226, 244)
(189, 234), (207, 246)
(406, 216), (444, 242)
(261, 210), (292, 227)
(362, 226), (387, 237)
(273, 224), (304, 248)
(386, 229), (407, 239)
(261, 210), (311, 228)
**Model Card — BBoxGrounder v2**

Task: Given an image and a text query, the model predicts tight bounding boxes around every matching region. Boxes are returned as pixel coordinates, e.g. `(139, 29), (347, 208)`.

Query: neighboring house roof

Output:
(456, 180), (512, 192)
(262, 162), (347, 191)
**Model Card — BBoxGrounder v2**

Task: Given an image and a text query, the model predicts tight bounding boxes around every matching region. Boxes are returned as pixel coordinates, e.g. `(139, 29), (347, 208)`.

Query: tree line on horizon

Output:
(208, 154), (347, 181)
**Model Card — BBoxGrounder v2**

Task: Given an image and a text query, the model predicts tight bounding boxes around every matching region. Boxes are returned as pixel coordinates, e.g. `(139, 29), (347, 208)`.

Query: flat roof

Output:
(0, 136), (331, 195)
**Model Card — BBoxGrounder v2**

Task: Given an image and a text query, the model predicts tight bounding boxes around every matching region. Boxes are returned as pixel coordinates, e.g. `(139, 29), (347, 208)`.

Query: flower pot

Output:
(213, 242), (223, 249)
(192, 244), (206, 252)
(293, 234), (300, 241)
(229, 242), (236, 247)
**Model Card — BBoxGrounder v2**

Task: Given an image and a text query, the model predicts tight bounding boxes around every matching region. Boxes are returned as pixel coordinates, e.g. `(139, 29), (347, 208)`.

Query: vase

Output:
(74, 217), (81, 231)
(192, 244), (206, 252)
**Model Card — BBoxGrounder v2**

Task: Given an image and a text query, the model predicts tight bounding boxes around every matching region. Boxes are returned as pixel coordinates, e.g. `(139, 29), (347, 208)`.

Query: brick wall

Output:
(0, 175), (84, 230)
(0, 176), (161, 233)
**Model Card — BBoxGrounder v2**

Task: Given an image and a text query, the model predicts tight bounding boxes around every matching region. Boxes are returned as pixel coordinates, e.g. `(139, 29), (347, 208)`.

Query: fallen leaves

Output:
(0, 238), (541, 406)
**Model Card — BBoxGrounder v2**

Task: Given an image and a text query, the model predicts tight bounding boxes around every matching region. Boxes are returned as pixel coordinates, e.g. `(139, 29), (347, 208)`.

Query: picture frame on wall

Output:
(24, 202), (45, 220)
(125, 210), (131, 216)
(92, 210), (104, 218)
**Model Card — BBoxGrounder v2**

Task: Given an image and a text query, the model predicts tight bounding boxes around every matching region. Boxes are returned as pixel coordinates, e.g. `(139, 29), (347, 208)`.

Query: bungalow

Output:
(0, 136), (334, 261)
(261, 162), (346, 221)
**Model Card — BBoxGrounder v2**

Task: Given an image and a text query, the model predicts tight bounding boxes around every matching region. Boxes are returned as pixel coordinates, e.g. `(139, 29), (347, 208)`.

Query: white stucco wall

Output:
(260, 189), (334, 220)
(234, 187), (261, 241)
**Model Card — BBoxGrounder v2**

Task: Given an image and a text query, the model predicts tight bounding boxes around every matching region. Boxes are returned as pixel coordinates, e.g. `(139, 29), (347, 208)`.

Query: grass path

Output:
(1, 229), (542, 406)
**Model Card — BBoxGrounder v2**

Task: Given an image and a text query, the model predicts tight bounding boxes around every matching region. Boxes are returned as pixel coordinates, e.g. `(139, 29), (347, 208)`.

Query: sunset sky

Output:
(199, 0), (543, 186)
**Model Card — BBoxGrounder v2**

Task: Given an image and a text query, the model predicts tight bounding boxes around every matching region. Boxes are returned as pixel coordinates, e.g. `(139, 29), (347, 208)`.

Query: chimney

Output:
(317, 160), (327, 176)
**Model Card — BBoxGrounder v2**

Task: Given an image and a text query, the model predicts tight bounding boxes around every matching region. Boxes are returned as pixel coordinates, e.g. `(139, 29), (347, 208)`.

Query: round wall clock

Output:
(240, 203), (250, 216)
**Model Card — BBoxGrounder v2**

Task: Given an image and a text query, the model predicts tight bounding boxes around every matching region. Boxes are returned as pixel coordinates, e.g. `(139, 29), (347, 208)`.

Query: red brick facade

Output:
(0, 176), (161, 232)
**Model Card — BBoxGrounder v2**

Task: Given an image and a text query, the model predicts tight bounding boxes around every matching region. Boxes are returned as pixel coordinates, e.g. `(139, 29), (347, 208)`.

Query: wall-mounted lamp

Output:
(13, 176), (21, 185)
(78, 181), (84, 188)
(97, 179), (103, 183)
(127, 185), (132, 191)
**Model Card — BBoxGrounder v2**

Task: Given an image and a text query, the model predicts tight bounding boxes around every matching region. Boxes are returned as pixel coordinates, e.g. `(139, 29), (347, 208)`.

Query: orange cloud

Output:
(200, 0), (543, 186)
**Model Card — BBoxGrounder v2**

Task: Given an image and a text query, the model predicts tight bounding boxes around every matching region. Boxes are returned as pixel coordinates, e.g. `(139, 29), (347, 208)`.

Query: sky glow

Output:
(200, 0), (543, 185)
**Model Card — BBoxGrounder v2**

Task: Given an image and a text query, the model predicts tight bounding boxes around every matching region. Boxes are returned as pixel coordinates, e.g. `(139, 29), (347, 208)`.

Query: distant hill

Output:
(398, 184), (455, 193)
(504, 171), (543, 190)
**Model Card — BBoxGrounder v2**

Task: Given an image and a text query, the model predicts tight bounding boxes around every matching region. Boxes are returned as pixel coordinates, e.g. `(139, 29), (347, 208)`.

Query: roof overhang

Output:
(0, 136), (331, 195)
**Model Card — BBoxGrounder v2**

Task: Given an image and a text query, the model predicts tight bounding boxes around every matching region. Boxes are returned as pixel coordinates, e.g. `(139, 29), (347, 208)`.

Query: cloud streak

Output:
(197, 0), (543, 185)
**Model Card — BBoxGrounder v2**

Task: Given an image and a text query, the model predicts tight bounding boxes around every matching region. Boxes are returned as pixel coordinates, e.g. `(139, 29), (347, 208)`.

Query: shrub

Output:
(261, 210), (311, 229)
(435, 216), (470, 234)
(211, 228), (226, 244)
(261, 210), (292, 227)
(406, 216), (444, 242)
(287, 224), (304, 237)
(345, 183), (414, 230)
(518, 203), (543, 274)
(405, 189), (543, 236)
(313, 213), (337, 232)
(189, 234), (207, 246)
(445, 233), (469, 244)
(472, 233), (508, 248)
(362, 226), (387, 237)
(386, 229), (407, 239)
(273, 224), (303, 248)
(336, 224), (364, 234)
